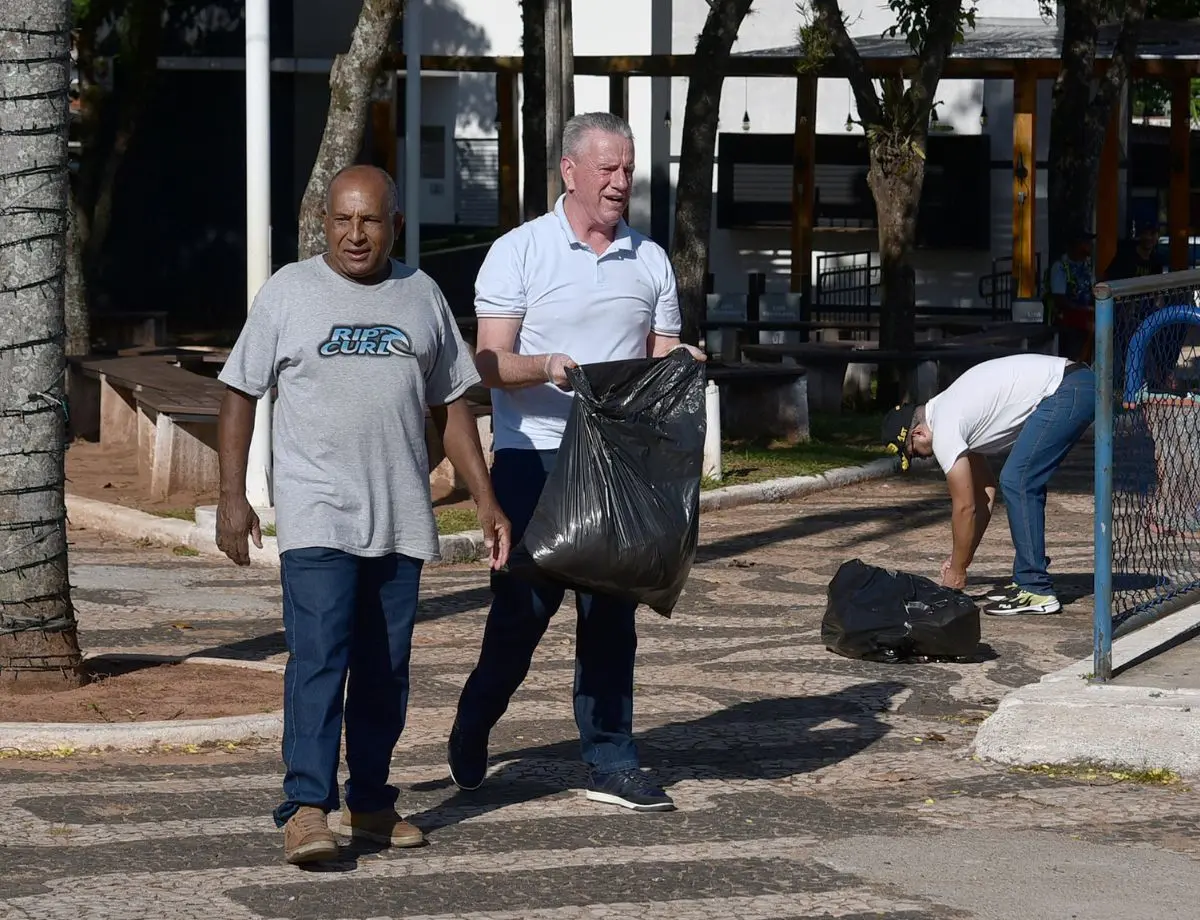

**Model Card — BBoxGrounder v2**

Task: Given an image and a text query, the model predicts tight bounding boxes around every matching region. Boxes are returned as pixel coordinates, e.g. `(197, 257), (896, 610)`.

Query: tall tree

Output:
(1045, 0), (1149, 261)
(803, 0), (973, 406)
(298, 0), (403, 259)
(671, 0), (756, 347)
(520, 0), (548, 220)
(0, 0), (86, 686)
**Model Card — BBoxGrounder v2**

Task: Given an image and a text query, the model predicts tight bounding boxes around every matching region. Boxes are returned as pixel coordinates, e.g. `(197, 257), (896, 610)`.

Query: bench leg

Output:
(138, 404), (158, 478)
(150, 413), (220, 501)
(843, 362), (874, 410)
(67, 366), (100, 442)
(99, 374), (138, 449)
(806, 363), (848, 415)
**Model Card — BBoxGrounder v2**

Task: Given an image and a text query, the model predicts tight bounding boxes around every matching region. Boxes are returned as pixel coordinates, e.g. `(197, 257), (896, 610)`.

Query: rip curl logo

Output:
(318, 325), (414, 357)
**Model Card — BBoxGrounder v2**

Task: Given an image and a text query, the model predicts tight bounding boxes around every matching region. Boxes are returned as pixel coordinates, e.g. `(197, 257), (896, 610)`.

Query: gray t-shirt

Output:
(218, 255), (481, 560)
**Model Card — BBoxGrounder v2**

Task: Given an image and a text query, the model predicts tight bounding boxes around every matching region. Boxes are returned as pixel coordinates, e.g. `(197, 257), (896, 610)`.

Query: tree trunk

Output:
(561, 0), (574, 121)
(0, 1), (86, 687)
(520, 0), (548, 220)
(64, 188), (90, 356)
(544, 0), (564, 207)
(298, 0), (404, 260)
(669, 0), (755, 346)
(867, 142), (925, 407)
(1048, 1), (1106, 260)
(1048, 0), (1147, 260)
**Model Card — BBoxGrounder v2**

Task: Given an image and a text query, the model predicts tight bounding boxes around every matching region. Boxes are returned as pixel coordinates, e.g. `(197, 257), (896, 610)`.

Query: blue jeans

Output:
(273, 547), (423, 827)
(999, 367), (1096, 595)
(455, 448), (640, 774)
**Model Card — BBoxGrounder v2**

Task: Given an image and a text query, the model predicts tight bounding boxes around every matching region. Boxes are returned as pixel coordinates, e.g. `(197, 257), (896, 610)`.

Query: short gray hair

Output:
(325, 164), (399, 216)
(562, 112), (634, 159)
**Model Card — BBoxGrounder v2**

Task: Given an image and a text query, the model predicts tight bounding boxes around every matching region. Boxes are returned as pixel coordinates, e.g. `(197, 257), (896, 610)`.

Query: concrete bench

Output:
(706, 363), (810, 443)
(742, 337), (1058, 413)
(72, 356), (493, 501)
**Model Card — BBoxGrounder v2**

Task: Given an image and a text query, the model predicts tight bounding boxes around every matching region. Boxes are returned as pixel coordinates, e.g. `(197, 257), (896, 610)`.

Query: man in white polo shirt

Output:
(880, 353), (1095, 616)
(447, 112), (701, 812)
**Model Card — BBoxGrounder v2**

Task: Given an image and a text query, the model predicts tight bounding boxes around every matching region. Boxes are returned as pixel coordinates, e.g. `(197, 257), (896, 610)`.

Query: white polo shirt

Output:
(475, 195), (682, 450)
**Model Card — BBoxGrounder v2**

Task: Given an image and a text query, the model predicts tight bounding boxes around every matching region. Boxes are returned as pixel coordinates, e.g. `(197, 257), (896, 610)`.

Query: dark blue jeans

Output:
(273, 547), (423, 827)
(455, 448), (640, 774)
(999, 367), (1096, 595)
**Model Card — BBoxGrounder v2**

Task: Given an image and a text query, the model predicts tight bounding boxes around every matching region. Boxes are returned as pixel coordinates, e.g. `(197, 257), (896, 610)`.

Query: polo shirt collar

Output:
(553, 194), (633, 254)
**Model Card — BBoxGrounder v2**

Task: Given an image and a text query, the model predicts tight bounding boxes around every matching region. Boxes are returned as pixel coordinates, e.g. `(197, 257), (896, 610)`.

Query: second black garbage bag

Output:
(509, 350), (707, 617)
(822, 559), (982, 662)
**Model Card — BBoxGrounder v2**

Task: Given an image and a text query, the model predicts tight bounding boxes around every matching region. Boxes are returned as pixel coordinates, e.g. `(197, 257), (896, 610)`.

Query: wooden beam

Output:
(791, 76), (816, 295)
(608, 73), (629, 119)
(1013, 68), (1037, 300)
(496, 68), (520, 230)
(1170, 71), (1191, 271)
(385, 53), (1063, 80)
(1097, 102), (1121, 275)
(545, 0), (565, 208)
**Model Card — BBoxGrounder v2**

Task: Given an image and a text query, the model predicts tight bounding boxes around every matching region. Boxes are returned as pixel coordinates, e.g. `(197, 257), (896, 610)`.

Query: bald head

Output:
(322, 164), (404, 283)
(325, 164), (399, 217)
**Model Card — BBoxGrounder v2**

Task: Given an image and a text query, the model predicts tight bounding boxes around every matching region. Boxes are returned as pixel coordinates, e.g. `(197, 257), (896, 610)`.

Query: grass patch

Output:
(703, 411), (888, 491)
(436, 508), (479, 535)
(1011, 763), (1182, 786)
(171, 545), (200, 557)
(149, 508), (195, 521)
(261, 523), (276, 538)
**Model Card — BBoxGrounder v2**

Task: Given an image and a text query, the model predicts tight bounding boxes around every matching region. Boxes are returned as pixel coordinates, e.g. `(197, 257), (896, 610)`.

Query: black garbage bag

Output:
(509, 351), (706, 617)
(822, 559), (981, 662)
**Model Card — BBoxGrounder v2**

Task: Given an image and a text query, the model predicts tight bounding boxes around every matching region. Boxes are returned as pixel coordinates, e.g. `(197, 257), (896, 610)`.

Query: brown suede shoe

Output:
(338, 808), (425, 847)
(283, 806), (339, 865)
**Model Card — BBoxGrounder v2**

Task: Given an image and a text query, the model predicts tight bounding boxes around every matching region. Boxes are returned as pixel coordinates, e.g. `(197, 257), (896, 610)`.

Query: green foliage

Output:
(883, 0), (977, 51)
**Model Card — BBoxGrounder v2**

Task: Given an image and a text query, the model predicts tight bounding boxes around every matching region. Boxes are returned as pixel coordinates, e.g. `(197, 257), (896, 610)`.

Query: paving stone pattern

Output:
(3, 449), (1200, 919)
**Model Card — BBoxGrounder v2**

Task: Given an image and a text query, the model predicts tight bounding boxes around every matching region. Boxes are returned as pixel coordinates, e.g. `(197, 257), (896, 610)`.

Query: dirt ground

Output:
(0, 659), (282, 723)
(65, 439), (475, 517)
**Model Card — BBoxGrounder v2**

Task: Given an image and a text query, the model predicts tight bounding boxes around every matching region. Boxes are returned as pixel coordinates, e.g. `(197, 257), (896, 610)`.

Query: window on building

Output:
(421, 125), (446, 181)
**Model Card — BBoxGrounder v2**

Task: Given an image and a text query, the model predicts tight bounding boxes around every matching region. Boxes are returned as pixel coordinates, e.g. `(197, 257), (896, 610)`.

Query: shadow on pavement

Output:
(697, 498), (951, 565)
(406, 681), (905, 836)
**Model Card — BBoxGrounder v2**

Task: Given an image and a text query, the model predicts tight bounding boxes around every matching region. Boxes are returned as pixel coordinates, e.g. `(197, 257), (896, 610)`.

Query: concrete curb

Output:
(66, 456), (906, 568)
(698, 457), (903, 512)
(972, 603), (1200, 778)
(0, 655), (285, 754)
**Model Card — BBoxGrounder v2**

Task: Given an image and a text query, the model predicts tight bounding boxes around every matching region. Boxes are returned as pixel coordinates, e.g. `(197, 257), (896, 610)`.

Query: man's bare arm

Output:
(431, 400), (511, 569)
(215, 388), (262, 566)
(647, 331), (707, 361)
(475, 317), (576, 390)
(945, 453), (989, 574)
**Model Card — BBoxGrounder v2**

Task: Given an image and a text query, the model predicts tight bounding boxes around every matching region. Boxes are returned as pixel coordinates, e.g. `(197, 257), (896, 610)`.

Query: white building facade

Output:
(383, 0), (1069, 308)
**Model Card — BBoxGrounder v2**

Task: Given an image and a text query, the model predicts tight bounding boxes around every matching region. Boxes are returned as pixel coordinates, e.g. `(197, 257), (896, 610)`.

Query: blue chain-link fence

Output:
(1094, 271), (1200, 679)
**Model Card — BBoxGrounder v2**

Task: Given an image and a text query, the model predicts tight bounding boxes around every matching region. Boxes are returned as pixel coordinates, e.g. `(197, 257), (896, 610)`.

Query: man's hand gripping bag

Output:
(509, 351), (706, 616)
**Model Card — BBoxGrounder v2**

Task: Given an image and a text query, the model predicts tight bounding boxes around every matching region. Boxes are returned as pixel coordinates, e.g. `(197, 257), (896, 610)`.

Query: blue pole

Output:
(1093, 284), (1114, 682)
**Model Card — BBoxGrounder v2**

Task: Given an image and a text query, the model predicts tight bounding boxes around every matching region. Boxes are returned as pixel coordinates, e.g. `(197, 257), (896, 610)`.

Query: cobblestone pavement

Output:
(3, 450), (1199, 919)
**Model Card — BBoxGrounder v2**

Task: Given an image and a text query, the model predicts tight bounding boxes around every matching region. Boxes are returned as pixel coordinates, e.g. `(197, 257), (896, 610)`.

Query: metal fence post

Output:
(1093, 283), (1115, 682)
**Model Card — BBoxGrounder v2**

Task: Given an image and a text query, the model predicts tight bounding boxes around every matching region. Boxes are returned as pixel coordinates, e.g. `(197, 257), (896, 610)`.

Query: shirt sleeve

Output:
(932, 423), (971, 475)
(217, 281), (282, 399)
(652, 247), (682, 336)
(474, 232), (527, 318)
(426, 285), (483, 407)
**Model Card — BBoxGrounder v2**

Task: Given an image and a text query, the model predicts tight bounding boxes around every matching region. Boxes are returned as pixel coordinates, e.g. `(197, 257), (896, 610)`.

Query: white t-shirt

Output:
(474, 195), (682, 451)
(926, 354), (1070, 473)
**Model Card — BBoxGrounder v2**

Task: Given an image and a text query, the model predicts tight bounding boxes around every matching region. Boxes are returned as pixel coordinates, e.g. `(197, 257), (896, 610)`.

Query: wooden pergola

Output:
(386, 19), (1200, 301)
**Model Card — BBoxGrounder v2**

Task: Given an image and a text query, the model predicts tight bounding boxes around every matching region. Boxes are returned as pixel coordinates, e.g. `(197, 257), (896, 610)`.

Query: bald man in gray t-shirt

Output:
(216, 165), (509, 866)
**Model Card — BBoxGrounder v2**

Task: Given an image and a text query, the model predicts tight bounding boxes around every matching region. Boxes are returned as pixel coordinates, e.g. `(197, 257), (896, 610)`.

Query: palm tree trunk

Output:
(0, 0), (85, 686)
